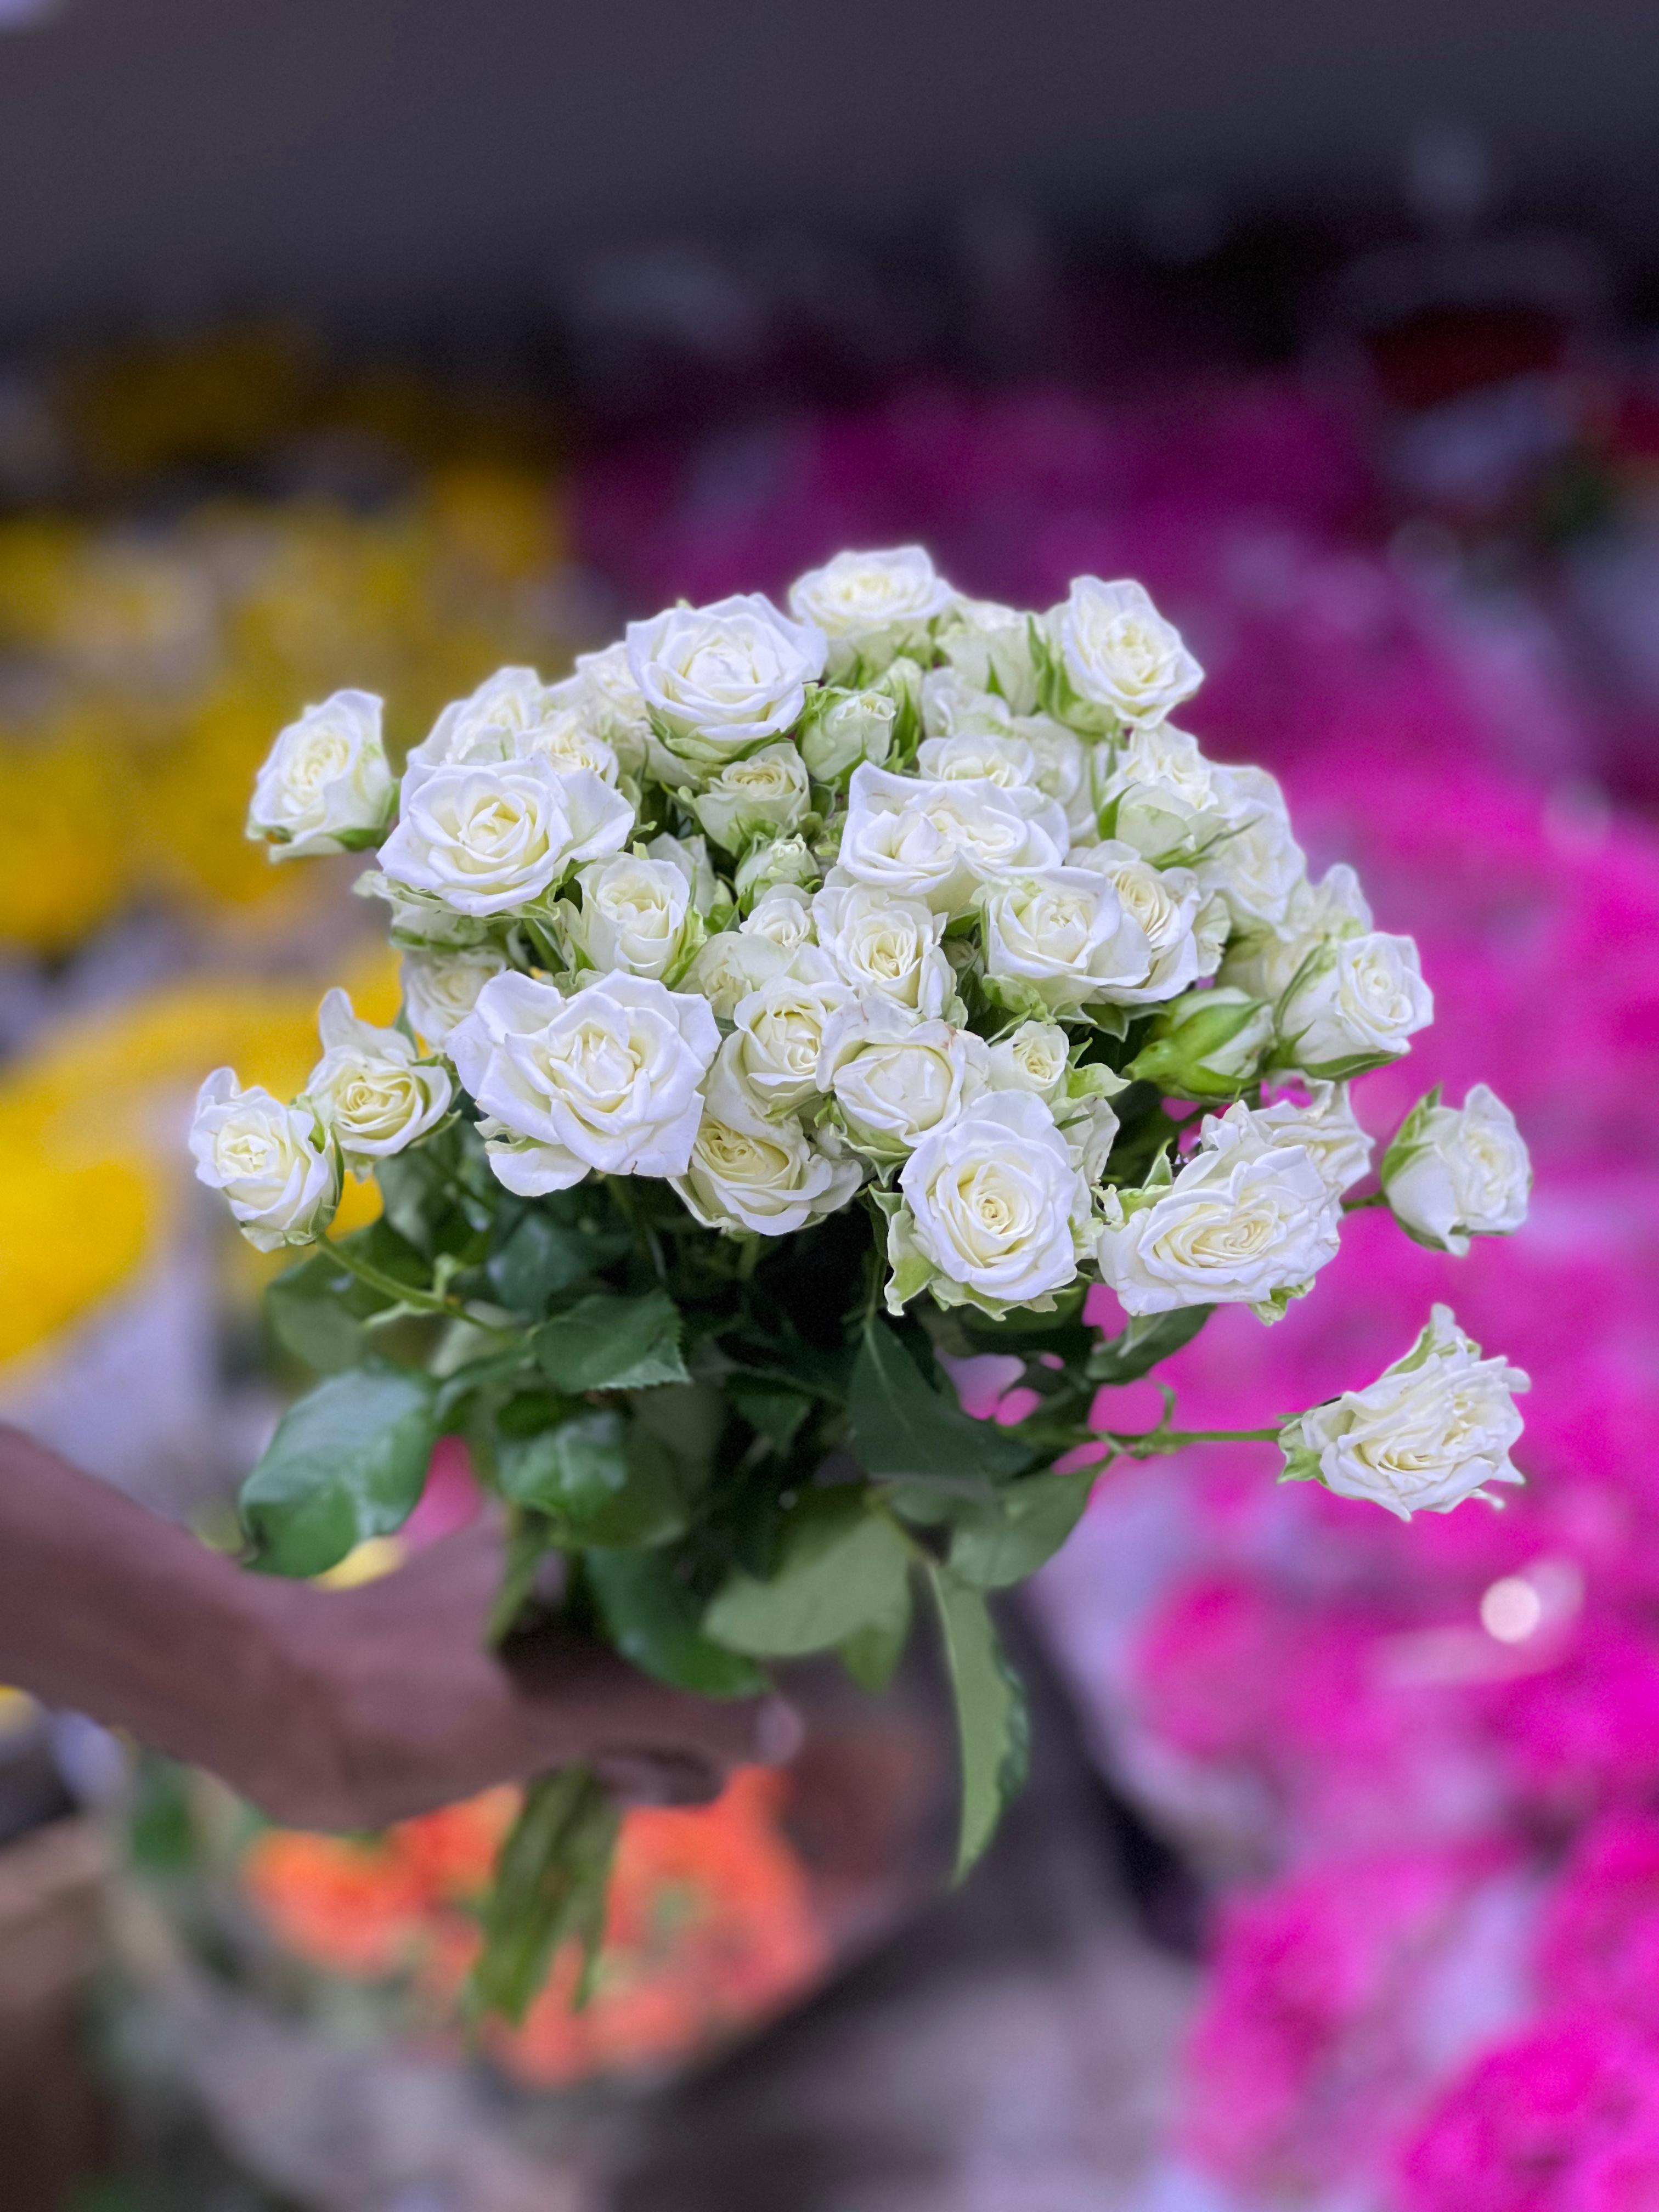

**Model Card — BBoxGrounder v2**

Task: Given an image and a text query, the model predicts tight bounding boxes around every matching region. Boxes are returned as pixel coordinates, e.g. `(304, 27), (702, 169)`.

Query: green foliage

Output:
(584, 1549), (767, 1698)
(926, 1567), (1030, 1879)
(1088, 1304), (1214, 1385)
(947, 1465), (1098, 1589)
(849, 1321), (1034, 1480)
(487, 1193), (631, 1316)
(497, 1408), (694, 1549)
(705, 1487), (912, 1657)
(531, 1290), (689, 1395)
(469, 1765), (619, 2024)
(240, 1365), (437, 1577)
(266, 1221), (430, 1372)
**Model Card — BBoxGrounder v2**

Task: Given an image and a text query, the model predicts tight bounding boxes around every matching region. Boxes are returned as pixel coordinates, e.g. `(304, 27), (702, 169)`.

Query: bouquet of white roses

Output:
(193, 551), (1533, 2018)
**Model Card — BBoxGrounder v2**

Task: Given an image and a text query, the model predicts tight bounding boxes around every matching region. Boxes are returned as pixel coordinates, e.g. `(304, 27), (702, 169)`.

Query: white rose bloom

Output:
(644, 830), (726, 917)
(741, 884), (816, 955)
(833, 763), (1068, 917)
(935, 595), (1040, 713)
(1056, 1093), (1122, 1188)
(1196, 764), (1306, 930)
(1222, 863), (1372, 1001)
(811, 884), (953, 1017)
(674, 1057), (862, 1237)
(819, 1000), (989, 1160)
(1098, 1112), (1341, 1317)
(625, 593), (827, 770)
(986, 1019), (1071, 1102)
(734, 833), (821, 910)
(1048, 577), (1201, 729)
(797, 687), (898, 783)
(981, 867), (1152, 1013)
(564, 853), (695, 983)
(1067, 840), (1216, 1005)
(919, 668), (1016, 741)
(552, 641), (661, 781)
(1245, 1084), (1374, 1198)
(890, 1091), (1093, 1313)
(190, 1070), (338, 1251)
(1096, 723), (1234, 864)
(1278, 930), (1434, 1076)
(727, 970), (852, 1117)
(788, 545), (954, 677)
(1382, 1084), (1531, 1255)
(247, 689), (393, 859)
(400, 944), (509, 1049)
(380, 757), (633, 917)
(514, 708), (622, 786)
(407, 666), (556, 772)
(1282, 1305), (1528, 1520)
(916, 728), (1038, 789)
(679, 929), (789, 1021)
(448, 970), (718, 1193)
(1018, 717), (1088, 815)
(691, 741), (812, 851)
(304, 988), (453, 1173)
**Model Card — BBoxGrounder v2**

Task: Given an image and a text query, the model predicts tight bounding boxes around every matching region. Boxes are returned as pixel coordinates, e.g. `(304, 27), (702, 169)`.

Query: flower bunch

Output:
(193, 552), (1529, 2013)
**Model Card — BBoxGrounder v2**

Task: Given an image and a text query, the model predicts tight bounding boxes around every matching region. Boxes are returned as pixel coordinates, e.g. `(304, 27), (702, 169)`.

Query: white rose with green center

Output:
(1382, 1084), (1530, 1255)
(935, 596), (1039, 713)
(727, 970), (852, 1116)
(740, 885), (816, 956)
(304, 989), (452, 1173)
(1067, 840), (1216, 1005)
(190, 1071), (338, 1250)
(247, 689), (393, 859)
(626, 593), (826, 771)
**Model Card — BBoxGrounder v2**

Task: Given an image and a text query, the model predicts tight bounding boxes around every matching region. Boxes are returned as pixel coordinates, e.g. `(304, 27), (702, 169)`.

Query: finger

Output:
(505, 1638), (802, 1774)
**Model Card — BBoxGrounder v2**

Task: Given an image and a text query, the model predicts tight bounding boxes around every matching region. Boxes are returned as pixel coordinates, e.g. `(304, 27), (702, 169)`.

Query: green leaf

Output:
(954, 1288), (1092, 1367)
(849, 1322), (1034, 1481)
(947, 1466), (1097, 1589)
(266, 1223), (431, 1374)
(469, 1764), (619, 2024)
(487, 1200), (629, 1315)
(728, 1376), (813, 1454)
(1087, 1305), (1214, 1386)
(496, 1409), (692, 1549)
(240, 1366), (437, 1577)
(487, 1508), (558, 1646)
(926, 1567), (1030, 1880)
(704, 1488), (912, 1657)
(531, 1291), (689, 1395)
(839, 1571), (914, 1692)
(585, 1549), (767, 1699)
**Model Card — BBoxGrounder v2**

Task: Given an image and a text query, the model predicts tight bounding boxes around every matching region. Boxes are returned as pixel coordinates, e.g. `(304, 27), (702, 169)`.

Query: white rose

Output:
(986, 1019), (1071, 1101)
(679, 929), (789, 1020)
(981, 867), (1152, 1013)
(832, 763), (1068, 916)
(400, 944), (509, 1049)
(1222, 864), (1372, 1001)
(379, 758), (633, 917)
(562, 853), (695, 983)
(1281, 1305), (1528, 1519)
(916, 728), (1037, 789)
(552, 641), (661, 781)
(645, 831), (727, 918)
(691, 741), (812, 852)
(1382, 1084), (1531, 1255)
(725, 971), (851, 1116)
(1277, 930), (1434, 1076)
(734, 833), (821, 910)
(787, 545), (953, 677)
(919, 668), (1017, 740)
(819, 1000), (989, 1160)
(1245, 1084), (1374, 1198)
(935, 596), (1039, 713)
(407, 666), (556, 771)
(1095, 723), (1233, 864)
(304, 989), (452, 1173)
(797, 686), (898, 783)
(811, 884), (952, 1017)
(741, 885), (816, 955)
(1068, 840), (1216, 1005)
(674, 1058), (863, 1237)
(1196, 764), (1307, 931)
(625, 592), (827, 771)
(1098, 1115), (1341, 1317)
(247, 689), (393, 859)
(889, 1091), (1093, 1313)
(1019, 717), (1088, 815)
(1047, 577), (1201, 729)
(448, 970), (718, 1193)
(190, 1070), (338, 1251)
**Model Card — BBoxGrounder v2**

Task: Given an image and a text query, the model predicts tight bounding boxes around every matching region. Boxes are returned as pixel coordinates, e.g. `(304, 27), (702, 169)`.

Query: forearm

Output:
(0, 1425), (294, 1779)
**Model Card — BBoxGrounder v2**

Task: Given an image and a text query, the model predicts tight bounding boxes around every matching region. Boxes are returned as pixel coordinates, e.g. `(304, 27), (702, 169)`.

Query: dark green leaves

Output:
(947, 1465), (1098, 1589)
(727, 1376), (814, 1455)
(705, 1488), (912, 1658)
(926, 1568), (1029, 1879)
(585, 1550), (767, 1699)
(849, 1322), (1033, 1481)
(531, 1292), (689, 1396)
(240, 1367), (437, 1577)
(469, 1765), (619, 2023)
(496, 1409), (692, 1549)
(1088, 1305), (1214, 1386)
(266, 1222), (429, 1374)
(486, 1197), (631, 1317)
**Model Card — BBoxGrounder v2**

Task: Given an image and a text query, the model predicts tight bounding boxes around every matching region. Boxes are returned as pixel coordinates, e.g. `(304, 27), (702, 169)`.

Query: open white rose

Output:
(305, 989), (453, 1173)
(550, 641), (660, 781)
(1098, 1115), (1342, 1316)
(1222, 863), (1372, 1001)
(1068, 840), (1216, 1005)
(674, 1057), (862, 1237)
(400, 944), (508, 1049)
(819, 1000), (989, 1159)
(740, 885), (816, 955)
(1280, 1305), (1528, 1519)
(247, 689), (393, 860)
(734, 833), (821, 910)
(788, 546), (953, 677)
(981, 867), (1151, 1013)
(625, 593), (826, 771)
(1094, 723), (1233, 865)
(986, 1019), (1071, 1101)
(380, 758), (633, 917)
(1245, 1084), (1374, 1198)
(833, 763), (1068, 917)
(1278, 930), (1434, 1077)
(811, 884), (952, 1017)
(190, 1070), (338, 1251)
(679, 930), (789, 1021)
(563, 853), (695, 983)
(1019, 718), (1088, 815)
(1383, 1084), (1531, 1255)
(916, 728), (1038, 789)
(448, 970), (718, 1193)
(1047, 577), (1201, 729)
(726, 971), (851, 1116)
(919, 668), (1017, 741)
(935, 595), (1040, 713)
(1196, 764), (1306, 931)
(407, 666), (556, 772)
(797, 686), (898, 784)
(890, 1091), (1093, 1313)
(691, 741), (812, 852)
